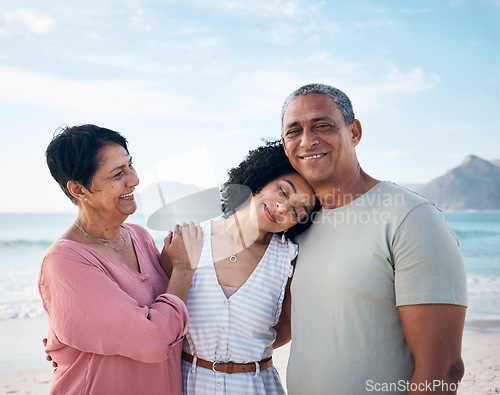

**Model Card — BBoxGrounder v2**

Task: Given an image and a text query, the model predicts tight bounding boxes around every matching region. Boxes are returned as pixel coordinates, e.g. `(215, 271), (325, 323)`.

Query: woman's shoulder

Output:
(44, 238), (85, 257)
(41, 239), (95, 275)
(265, 235), (298, 264)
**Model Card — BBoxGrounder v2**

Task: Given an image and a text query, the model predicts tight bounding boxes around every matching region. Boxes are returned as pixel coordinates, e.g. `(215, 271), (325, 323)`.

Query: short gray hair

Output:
(281, 83), (355, 132)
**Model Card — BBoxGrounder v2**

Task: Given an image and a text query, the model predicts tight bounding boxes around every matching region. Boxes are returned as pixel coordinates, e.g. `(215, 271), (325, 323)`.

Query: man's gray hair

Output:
(281, 83), (355, 132)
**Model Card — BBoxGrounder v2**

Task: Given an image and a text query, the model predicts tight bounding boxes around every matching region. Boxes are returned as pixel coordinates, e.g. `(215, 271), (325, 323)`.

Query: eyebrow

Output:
(284, 179), (297, 193)
(311, 117), (332, 123)
(285, 117), (335, 130)
(110, 156), (133, 173)
(284, 180), (309, 214)
(285, 121), (301, 130)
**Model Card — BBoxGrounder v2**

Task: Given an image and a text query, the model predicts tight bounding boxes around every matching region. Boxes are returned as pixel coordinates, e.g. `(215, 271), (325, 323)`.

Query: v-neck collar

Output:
(205, 220), (276, 300)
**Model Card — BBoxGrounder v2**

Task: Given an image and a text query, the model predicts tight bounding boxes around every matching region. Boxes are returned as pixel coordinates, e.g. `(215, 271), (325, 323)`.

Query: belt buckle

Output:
(212, 361), (234, 374)
(212, 361), (222, 373)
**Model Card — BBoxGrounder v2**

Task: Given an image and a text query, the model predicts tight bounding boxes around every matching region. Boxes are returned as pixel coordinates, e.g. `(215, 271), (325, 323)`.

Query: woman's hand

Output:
(43, 338), (58, 369)
(160, 222), (203, 274)
(162, 222), (203, 303)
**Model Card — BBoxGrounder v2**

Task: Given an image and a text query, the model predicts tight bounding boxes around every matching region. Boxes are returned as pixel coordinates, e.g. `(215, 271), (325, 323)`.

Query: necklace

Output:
(223, 217), (247, 263)
(223, 219), (238, 262)
(74, 220), (127, 252)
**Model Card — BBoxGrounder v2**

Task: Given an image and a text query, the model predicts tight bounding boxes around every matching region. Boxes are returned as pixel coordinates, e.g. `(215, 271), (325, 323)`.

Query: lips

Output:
(264, 204), (276, 223)
(119, 192), (134, 200)
(300, 153), (327, 160)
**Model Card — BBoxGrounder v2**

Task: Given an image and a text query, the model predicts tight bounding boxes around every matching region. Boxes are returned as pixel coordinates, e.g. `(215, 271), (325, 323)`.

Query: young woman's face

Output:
(249, 173), (316, 233)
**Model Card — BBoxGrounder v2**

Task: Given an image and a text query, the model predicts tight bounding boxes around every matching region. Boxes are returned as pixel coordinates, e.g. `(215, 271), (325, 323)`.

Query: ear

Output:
(350, 119), (362, 147)
(67, 180), (89, 204)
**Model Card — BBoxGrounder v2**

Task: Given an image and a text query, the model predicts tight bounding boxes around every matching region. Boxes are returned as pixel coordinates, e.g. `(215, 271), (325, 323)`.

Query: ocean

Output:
(1, 211), (499, 322)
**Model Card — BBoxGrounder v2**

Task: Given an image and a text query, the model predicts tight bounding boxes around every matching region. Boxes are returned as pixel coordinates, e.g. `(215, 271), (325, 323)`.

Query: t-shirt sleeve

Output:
(39, 243), (189, 363)
(392, 203), (468, 307)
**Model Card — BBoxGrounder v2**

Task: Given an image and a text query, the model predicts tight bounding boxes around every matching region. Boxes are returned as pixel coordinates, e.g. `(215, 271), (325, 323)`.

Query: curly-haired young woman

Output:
(164, 140), (320, 394)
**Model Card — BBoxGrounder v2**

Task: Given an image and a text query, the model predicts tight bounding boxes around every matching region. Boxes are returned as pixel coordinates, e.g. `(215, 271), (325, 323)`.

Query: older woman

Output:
(40, 124), (200, 395)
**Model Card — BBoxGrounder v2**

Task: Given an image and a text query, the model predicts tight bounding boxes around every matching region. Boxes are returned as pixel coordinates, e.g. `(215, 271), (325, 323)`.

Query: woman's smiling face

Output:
(83, 142), (139, 219)
(249, 173), (316, 233)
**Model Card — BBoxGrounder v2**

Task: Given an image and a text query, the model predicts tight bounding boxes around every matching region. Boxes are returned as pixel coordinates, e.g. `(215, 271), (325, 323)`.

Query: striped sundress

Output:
(181, 220), (298, 394)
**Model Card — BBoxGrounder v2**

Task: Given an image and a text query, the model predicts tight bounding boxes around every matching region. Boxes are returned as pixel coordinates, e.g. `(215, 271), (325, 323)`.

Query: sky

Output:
(0, 0), (499, 213)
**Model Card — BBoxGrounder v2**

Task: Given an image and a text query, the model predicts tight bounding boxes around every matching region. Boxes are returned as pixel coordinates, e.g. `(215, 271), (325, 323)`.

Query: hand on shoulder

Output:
(160, 222), (203, 275)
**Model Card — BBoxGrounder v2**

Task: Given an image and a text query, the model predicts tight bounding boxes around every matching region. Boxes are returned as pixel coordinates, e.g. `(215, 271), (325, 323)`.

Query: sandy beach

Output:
(0, 318), (498, 394)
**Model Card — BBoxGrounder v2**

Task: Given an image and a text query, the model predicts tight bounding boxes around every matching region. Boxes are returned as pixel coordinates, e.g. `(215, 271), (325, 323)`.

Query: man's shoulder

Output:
(376, 181), (436, 211)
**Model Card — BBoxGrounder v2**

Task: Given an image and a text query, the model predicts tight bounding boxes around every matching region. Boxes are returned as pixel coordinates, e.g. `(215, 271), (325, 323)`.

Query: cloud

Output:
(193, 59), (441, 129)
(0, 9), (56, 36)
(347, 65), (440, 113)
(0, 64), (197, 118)
(399, 8), (434, 14)
(230, 60), (441, 121)
(197, 0), (332, 47)
(191, 0), (320, 20)
(353, 19), (397, 31)
(55, 49), (195, 75)
(128, 3), (149, 30)
(368, 66), (440, 94)
(307, 51), (362, 75)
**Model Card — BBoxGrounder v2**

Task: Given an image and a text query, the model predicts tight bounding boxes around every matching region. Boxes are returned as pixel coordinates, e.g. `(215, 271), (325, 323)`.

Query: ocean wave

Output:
(0, 239), (53, 248)
(452, 229), (500, 238)
(466, 275), (500, 293)
(465, 276), (500, 321)
(0, 300), (45, 320)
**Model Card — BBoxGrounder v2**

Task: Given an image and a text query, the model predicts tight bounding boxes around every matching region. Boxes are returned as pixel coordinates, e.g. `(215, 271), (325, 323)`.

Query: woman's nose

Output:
(276, 199), (289, 214)
(127, 168), (140, 187)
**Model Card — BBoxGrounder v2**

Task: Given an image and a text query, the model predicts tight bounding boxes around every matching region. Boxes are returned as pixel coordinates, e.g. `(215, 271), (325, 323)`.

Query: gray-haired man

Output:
(281, 83), (467, 394)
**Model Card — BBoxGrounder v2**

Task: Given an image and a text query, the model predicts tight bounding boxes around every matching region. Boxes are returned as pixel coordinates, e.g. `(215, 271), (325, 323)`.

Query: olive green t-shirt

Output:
(287, 181), (467, 394)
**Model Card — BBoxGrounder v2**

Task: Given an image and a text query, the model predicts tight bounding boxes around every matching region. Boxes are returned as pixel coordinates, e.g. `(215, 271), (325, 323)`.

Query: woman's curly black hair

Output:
(221, 140), (321, 241)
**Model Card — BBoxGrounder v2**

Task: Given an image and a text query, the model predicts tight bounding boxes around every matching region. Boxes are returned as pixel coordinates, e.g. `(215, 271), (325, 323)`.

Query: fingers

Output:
(179, 222), (201, 239)
(165, 222), (203, 270)
(163, 231), (173, 250)
(182, 222), (203, 270)
(173, 224), (182, 235)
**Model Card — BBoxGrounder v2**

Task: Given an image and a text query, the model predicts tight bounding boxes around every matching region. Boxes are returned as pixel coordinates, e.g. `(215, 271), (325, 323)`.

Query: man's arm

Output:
(273, 277), (292, 349)
(398, 303), (466, 394)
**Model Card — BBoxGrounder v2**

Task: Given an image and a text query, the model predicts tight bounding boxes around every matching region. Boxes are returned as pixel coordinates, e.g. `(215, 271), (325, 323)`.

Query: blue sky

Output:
(1, 0), (499, 213)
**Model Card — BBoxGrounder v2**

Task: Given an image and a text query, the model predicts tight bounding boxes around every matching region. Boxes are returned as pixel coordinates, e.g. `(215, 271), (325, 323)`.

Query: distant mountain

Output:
(416, 155), (500, 211)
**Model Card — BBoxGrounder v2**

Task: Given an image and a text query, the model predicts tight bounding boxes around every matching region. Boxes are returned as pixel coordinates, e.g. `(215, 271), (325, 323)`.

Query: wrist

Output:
(171, 264), (195, 276)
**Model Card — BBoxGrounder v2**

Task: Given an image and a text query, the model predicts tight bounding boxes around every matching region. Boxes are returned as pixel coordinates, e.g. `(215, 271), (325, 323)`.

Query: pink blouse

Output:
(39, 223), (188, 395)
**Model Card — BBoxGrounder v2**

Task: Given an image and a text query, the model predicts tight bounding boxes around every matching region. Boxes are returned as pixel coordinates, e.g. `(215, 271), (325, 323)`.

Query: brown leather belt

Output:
(182, 352), (273, 374)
